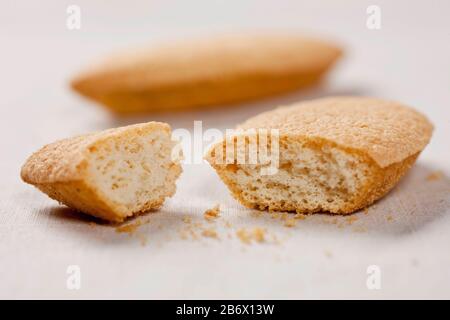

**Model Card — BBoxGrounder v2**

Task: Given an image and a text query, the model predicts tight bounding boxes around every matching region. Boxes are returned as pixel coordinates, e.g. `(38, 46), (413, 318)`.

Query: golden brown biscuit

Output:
(21, 122), (182, 222)
(205, 97), (433, 214)
(71, 34), (342, 114)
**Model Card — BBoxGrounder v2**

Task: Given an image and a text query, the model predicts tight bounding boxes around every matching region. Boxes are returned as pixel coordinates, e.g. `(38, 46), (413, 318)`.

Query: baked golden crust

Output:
(35, 180), (128, 222)
(205, 97), (433, 214)
(238, 96), (433, 168)
(21, 122), (171, 184)
(34, 180), (168, 222)
(21, 122), (181, 222)
(71, 34), (342, 114)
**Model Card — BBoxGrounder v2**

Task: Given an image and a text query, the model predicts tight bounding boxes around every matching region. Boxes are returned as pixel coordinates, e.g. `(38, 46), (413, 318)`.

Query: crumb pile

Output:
(106, 203), (375, 247)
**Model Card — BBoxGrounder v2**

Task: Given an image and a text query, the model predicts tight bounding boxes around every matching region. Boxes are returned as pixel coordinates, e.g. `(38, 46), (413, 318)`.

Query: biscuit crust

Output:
(206, 97), (433, 214)
(238, 96), (433, 168)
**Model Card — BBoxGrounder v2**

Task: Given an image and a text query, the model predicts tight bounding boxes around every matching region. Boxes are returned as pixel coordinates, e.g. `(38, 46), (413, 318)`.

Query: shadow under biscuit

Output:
(350, 163), (450, 236)
(258, 162), (450, 236)
(48, 207), (107, 225)
(197, 162), (450, 238)
(41, 205), (178, 246)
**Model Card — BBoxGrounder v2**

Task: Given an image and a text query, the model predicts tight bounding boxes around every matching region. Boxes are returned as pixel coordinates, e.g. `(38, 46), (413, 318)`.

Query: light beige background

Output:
(1, 0), (449, 299)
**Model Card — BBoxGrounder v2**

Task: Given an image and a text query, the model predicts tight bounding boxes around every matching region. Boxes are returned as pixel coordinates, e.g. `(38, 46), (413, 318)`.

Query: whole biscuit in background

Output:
(71, 33), (342, 115)
(205, 96), (434, 215)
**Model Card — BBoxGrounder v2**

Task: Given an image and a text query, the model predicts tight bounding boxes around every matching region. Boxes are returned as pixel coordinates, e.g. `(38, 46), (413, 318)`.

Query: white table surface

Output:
(1, 0), (449, 299)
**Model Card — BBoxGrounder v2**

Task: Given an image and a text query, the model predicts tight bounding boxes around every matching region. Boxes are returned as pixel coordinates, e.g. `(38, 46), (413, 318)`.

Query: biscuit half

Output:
(21, 122), (182, 222)
(205, 97), (433, 214)
(71, 34), (342, 114)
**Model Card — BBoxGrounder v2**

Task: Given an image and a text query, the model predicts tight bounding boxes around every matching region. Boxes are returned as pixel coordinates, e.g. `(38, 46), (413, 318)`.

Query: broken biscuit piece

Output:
(206, 97), (433, 215)
(21, 122), (182, 222)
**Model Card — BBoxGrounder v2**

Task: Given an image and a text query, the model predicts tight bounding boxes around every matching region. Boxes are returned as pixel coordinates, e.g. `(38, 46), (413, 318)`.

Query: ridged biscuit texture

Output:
(71, 34), (342, 114)
(21, 122), (183, 222)
(205, 97), (433, 214)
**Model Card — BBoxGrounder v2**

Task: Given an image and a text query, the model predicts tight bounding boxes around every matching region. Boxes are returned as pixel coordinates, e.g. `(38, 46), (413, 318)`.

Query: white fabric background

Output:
(1, 0), (449, 299)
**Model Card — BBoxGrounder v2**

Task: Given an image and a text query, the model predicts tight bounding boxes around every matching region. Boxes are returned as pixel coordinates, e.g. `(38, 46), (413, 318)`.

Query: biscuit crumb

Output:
(194, 222), (204, 229)
(346, 216), (358, 225)
(204, 204), (220, 221)
(324, 250), (333, 258)
(294, 213), (306, 220)
(182, 216), (192, 224)
(284, 218), (297, 228)
(363, 208), (369, 215)
(178, 222), (201, 241)
(236, 227), (266, 244)
(251, 210), (263, 217)
(115, 219), (143, 234)
(252, 227), (266, 243)
(352, 226), (367, 233)
(426, 171), (443, 181)
(236, 229), (251, 244)
(270, 212), (280, 219)
(386, 215), (394, 222)
(201, 228), (218, 239)
(322, 217), (338, 225)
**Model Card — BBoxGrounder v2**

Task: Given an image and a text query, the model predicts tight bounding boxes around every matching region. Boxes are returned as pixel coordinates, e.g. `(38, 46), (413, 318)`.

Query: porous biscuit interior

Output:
(211, 138), (375, 214)
(85, 128), (180, 218)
